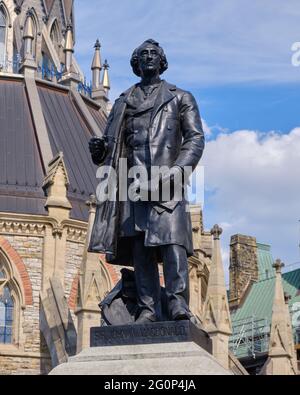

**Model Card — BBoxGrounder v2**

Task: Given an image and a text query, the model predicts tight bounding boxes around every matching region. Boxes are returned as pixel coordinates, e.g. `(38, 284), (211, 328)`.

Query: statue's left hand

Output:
(128, 167), (183, 202)
(89, 137), (108, 165)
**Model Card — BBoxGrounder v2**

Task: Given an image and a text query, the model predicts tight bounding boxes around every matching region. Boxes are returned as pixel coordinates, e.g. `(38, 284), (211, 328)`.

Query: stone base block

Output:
(50, 322), (232, 375)
(50, 342), (232, 375)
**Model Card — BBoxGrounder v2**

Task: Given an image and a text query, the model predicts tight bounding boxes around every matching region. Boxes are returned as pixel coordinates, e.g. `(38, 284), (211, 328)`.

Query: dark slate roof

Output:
(84, 98), (108, 132)
(0, 78), (46, 215)
(0, 77), (107, 222)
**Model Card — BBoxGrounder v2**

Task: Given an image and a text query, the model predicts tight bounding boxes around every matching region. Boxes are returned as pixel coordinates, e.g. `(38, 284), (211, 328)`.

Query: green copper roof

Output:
(231, 269), (300, 323)
(257, 243), (275, 280)
(230, 243), (300, 359)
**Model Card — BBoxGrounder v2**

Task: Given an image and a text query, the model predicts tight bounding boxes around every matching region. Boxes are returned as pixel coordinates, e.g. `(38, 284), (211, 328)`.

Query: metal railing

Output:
(77, 78), (92, 98)
(230, 306), (300, 360)
(0, 57), (21, 73)
(0, 55), (92, 99)
(230, 316), (270, 359)
(37, 63), (64, 82)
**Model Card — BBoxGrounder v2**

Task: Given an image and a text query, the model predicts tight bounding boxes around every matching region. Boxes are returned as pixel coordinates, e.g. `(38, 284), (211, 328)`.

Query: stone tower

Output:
(229, 235), (259, 309)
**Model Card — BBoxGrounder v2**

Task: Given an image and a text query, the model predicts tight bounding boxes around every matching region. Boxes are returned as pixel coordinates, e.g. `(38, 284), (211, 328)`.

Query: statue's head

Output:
(130, 39), (168, 78)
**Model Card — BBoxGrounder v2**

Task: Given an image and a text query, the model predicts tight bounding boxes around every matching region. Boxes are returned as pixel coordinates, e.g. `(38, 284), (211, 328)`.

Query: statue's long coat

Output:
(88, 80), (205, 266)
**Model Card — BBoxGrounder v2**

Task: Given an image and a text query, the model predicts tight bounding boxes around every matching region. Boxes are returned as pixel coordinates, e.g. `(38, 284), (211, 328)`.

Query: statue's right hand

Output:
(89, 137), (108, 165)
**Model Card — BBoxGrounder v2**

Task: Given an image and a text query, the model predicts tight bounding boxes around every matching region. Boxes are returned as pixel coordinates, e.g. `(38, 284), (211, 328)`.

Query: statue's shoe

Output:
(172, 310), (191, 321)
(134, 311), (157, 325)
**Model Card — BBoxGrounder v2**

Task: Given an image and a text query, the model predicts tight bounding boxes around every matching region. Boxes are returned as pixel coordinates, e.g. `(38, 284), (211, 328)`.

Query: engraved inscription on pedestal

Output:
(90, 321), (212, 354)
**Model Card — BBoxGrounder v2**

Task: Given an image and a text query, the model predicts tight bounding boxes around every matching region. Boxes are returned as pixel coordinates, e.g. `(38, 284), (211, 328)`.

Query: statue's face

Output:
(137, 44), (161, 77)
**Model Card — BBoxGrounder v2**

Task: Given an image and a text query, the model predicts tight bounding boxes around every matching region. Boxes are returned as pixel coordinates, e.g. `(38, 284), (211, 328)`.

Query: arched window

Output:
(0, 6), (7, 65)
(0, 270), (14, 344)
(0, 251), (24, 346)
(50, 20), (60, 54)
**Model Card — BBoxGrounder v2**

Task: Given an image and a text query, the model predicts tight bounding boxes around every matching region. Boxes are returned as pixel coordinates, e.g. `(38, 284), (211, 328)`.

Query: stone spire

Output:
(260, 259), (297, 375)
(202, 225), (232, 370)
(91, 39), (102, 90)
(60, 23), (81, 90)
(42, 152), (72, 221)
(41, 153), (72, 290)
(20, 12), (37, 76)
(75, 195), (112, 353)
(64, 23), (74, 72)
(23, 15), (34, 53)
(91, 48), (110, 112)
(102, 59), (110, 94)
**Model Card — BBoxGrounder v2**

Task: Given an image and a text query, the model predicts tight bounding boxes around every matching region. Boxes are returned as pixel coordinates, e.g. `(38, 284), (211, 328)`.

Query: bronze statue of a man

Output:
(89, 39), (205, 324)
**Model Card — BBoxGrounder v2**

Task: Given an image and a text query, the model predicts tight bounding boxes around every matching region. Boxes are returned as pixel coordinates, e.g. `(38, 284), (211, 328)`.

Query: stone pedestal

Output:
(50, 321), (232, 375)
(91, 321), (212, 351)
(50, 342), (232, 375)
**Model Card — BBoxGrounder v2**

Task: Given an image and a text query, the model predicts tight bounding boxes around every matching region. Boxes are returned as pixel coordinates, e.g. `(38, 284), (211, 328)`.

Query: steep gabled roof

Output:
(0, 77), (107, 222)
(230, 243), (300, 359)
(232, 244), (300, 323)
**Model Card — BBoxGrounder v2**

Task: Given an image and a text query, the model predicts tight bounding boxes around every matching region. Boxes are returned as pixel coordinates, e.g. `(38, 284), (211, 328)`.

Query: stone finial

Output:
(91, 40), (102, 90)
(20, 14), (37, 76)
(86, 195), (97, 220)
(23, 15), (34, 40)
(102, 59), (110, 92)
(92, 40), (102, 69)
(64, 24), (74, 72)
(42, 152), (72, 220)
(273, 259), (284, 274)
(284, 292), (291, 304)
(94, 39), (101, 49)
(86, 194), (97, 210)
(211, 224), (223, 240)
(64, 23), (74, 52)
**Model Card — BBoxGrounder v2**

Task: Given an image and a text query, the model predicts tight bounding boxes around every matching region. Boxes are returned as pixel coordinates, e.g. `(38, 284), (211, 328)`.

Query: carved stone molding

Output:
(0, 221), (46, 237)
(66, 227), (87, 244)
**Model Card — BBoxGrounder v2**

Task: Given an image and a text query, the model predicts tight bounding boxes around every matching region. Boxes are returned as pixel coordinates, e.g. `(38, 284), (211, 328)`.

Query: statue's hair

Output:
(130, 39), (168, 77)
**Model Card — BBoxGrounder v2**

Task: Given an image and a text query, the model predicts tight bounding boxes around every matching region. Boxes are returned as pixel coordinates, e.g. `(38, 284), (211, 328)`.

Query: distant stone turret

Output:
(260, 260), (298, 375)
(203, 225), (232, 370)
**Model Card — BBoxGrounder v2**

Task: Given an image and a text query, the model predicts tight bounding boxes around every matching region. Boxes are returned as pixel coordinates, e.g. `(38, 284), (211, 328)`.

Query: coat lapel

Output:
(107, 85), (136, 141)
(151, 81), (176, 123)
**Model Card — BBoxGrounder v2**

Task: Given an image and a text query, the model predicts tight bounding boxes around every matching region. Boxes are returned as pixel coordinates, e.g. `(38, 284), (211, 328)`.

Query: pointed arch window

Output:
(0, 252), (24, 346)
(0, 6), (7, 65)
(0, 270), (14, 344)
(50, 20), (60, 54)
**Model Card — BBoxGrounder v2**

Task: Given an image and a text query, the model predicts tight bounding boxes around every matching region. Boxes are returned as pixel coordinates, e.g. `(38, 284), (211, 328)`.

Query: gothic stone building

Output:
(2, 0), (297, 377)
(0, 0), (212, 375)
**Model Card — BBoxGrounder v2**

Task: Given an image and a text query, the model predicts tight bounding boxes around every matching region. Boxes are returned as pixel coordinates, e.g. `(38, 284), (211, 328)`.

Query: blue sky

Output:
(74, 0), (300, 273)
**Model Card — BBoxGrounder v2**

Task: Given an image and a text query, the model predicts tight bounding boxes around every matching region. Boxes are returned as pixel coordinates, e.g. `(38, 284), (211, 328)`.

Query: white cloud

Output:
(74, 0), (300, 97)
(202, 127), (300, 269)
(202, 119), (212, 137)
(73, 1), (300, 277)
